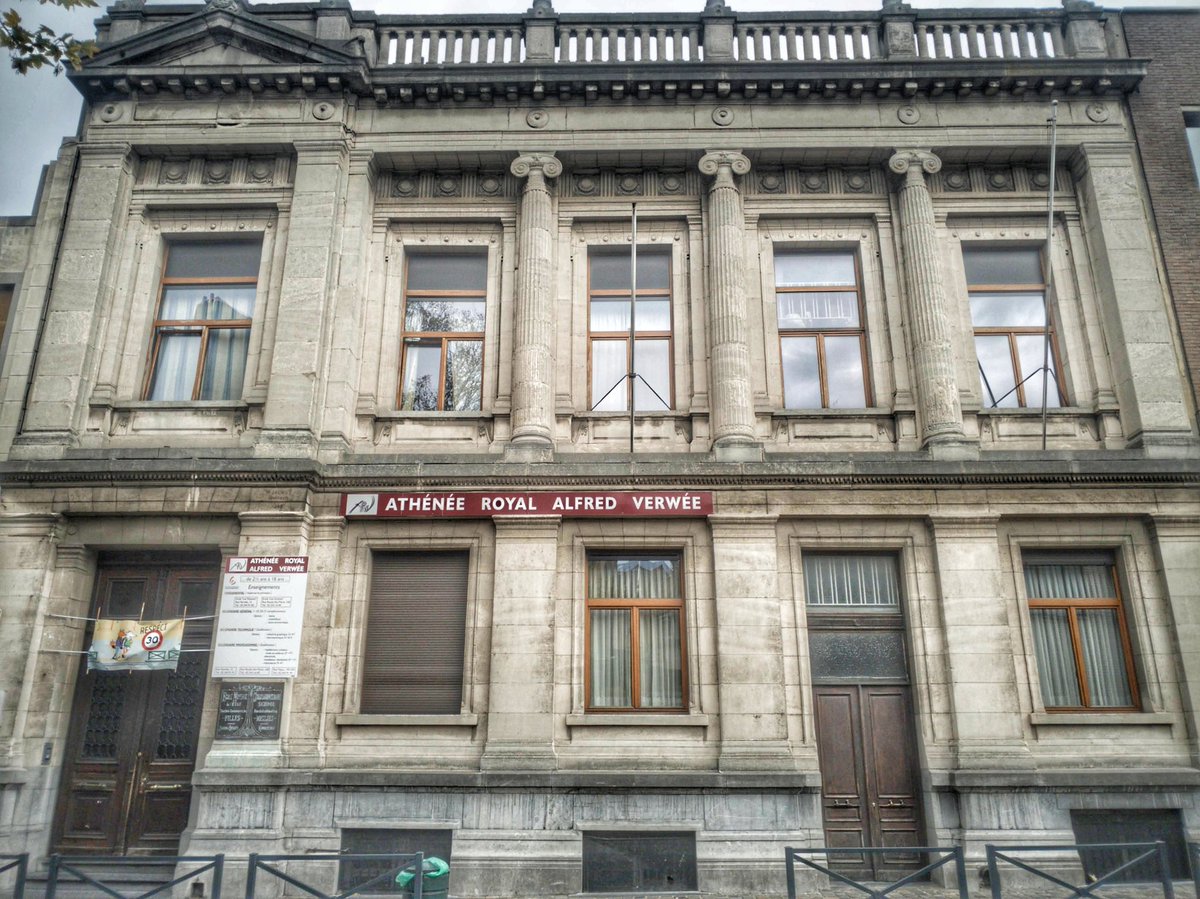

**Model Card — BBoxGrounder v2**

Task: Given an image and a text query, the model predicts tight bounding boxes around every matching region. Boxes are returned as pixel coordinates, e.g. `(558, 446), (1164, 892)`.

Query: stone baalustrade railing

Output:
(370, 3), (1120, 68)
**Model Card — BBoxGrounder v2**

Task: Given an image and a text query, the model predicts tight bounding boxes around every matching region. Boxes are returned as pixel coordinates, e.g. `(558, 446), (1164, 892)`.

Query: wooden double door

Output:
(53, 555), (218, 856)
(810, 616), (924, 881)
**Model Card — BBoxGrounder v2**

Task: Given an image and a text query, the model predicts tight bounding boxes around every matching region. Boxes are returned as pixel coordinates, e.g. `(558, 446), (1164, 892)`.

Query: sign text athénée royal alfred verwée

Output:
(212, 556), (308, 679)
(341, 490), (713, 518)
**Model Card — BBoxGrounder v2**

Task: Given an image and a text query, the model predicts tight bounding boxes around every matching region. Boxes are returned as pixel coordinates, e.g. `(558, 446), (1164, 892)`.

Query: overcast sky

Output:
(1, 0), (1196, 216)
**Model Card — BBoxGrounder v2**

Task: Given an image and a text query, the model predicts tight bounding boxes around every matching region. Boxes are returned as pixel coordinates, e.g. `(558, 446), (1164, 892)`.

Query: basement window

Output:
(582, 831), (697, 893)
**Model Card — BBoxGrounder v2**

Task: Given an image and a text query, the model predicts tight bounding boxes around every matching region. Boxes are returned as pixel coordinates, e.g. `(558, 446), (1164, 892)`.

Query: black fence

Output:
(245, 851), (426, 899)
(785, 846), (969, 898)
(0, 854), (28, 899)
(985, 842), (1176, 898)
(44, 854), (224, 899)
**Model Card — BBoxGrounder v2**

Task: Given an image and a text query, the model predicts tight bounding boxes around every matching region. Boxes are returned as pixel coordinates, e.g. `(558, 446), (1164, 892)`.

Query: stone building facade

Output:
(1, 0), (1199, 895)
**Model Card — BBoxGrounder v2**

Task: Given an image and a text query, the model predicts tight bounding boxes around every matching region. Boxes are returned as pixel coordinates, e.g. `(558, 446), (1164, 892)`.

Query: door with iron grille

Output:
(53, 555), (217, 855)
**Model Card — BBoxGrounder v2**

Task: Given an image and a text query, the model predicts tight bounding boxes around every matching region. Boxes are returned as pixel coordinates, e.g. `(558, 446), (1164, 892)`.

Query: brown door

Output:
(813, 684), (922, 880)
(53, 556), (217, 856)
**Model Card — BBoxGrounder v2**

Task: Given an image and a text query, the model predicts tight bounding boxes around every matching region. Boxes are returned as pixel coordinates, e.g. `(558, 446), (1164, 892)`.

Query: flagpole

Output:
(1041, 99), (1059, 451)
(630, 202), (637, 454)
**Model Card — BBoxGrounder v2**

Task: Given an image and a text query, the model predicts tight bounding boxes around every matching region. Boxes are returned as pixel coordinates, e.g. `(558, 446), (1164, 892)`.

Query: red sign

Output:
(341, 491), (712, 519)
(225, 556), (310, 574)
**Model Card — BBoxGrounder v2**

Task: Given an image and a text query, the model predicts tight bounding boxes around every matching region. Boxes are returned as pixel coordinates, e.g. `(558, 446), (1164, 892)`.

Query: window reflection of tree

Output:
(446, 341), (483, 411)
(410, 373), (438, 411)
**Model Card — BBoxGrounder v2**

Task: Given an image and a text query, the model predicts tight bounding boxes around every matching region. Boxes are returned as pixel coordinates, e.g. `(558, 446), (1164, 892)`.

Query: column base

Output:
(711, 439), (764, 462)
(254, 429), (319, 458)
(504, 439), (555, 462)
(718, 741), (798, 772)
(925, 435), (979, 461)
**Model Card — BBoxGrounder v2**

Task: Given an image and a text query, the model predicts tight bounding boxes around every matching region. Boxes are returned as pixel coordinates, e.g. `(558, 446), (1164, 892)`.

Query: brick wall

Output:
(1122, 10), (1200, 414)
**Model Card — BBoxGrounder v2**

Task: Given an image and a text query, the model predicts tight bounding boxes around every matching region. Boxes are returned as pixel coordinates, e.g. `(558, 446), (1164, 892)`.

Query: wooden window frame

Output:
(775, 250), (872, 409)
(587, 248), (674, 412)
(397, 253), (486, 412)
(142, 241), (259, 402)
(965, 248), (1068, 409)
(584, 550), (687, 713)
(1025, 556), (1140, 713)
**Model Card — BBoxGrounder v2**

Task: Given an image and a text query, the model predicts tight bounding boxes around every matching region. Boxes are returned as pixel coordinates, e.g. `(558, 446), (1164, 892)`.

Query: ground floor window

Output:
(1070, 809), (1188, 882)
(586, 552), (685, 711)
(582, 831), (697, 893)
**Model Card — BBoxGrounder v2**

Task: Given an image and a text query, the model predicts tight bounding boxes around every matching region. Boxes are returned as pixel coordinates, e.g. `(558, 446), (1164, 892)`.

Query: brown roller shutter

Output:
(362, 551), (468, 714)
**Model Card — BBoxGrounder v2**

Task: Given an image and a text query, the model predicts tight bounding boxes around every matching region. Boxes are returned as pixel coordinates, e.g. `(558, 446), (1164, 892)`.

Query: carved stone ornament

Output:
(478, 174), (505, 196)
(98, 103), (123, 123)
(888, 149), (942, 176)
(205, 0), (245, 11)
(844, 170), (871, 193)
(526, 110), (549, 129)
(1086, 102), (1109, 123)
(698, 150), (751, 177)
(942, 169), (970, 191)
(510, 154), (562, 178)
(660, 173), (685, 194)
(203, 160), (232, 184)
(897, 105), (920, 125)
(712, 106), (735, 126)
(312, 102), (335, 120)
(986, 169), (1013, 190)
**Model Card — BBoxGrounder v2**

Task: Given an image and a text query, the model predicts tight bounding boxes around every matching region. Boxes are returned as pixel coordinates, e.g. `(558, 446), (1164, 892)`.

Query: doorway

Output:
(53, 554), (218, 855)
(804, 553), (924, 881)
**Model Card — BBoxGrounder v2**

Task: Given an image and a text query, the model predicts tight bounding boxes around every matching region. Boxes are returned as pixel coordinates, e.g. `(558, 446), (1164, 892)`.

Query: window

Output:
(582, 831), (697, 893)
(399, 254), (485, 411)
(145, 239), (261, 401)
(338, 828), (453, 895)
(361, 551), (468, 714)
(1185, 111), (1200, 186)
(586, 553), (684, 711)
(1071, 810), (1189, 882)
(589, 250), (672, 411)
(964, 247), (1064, 409)
(775, 251), (870, 409)
(1024, 553), (1137, 711)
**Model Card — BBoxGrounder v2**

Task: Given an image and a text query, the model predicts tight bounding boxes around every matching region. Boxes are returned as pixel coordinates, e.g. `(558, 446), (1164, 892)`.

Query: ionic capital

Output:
(511, 153), (562, 179)
(888, 148), (942, 177)
(698, 150), (751, 177)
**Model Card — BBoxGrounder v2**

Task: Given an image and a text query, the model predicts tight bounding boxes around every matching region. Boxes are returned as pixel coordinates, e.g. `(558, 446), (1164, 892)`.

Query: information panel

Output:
(215, 681), (284, 740)
(342, 490), (713, 519)
(212, 557), (308, 679)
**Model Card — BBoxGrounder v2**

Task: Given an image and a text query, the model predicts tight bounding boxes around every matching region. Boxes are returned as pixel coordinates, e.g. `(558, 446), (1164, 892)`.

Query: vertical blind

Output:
(362, 552), (468, 714)
(804, 554), (900, 607)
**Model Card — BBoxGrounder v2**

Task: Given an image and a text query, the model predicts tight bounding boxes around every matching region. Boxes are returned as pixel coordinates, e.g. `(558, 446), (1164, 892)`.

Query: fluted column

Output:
(699, 150), (759, 457)
(508, 153), (561, 456)
(888, 149), (967, 448)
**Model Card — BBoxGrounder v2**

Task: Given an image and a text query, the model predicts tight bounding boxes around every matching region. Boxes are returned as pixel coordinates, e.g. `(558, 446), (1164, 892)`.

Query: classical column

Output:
(508, 153), (561, 457)
(698, 150), (759, 458)
(888, 149), (967, 449)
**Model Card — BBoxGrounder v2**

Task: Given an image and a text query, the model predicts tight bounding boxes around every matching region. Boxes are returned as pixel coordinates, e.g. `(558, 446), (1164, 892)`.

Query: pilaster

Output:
(698, 151), (760, 460)
(709, 514), (794, 771)
(16, 142), (135, 454)
(1150, 515), (1200, 765)
(927, 514), (1032, 773)
(888, 149), (971, 454)
(1071, 143), (1196, 454)
(481, 515), (561, 771)
(259, 139), (350, 458)
(506, 153), (561, 461)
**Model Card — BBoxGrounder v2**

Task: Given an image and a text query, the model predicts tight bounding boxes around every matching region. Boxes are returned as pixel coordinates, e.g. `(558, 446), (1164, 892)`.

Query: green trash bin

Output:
(396, 855), (450, 899)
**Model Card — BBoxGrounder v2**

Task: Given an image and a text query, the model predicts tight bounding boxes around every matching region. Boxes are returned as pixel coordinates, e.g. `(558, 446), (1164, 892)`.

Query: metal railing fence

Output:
(44, 854), (224, 899)
(0, 854), (29, 899)
(985, 841), (1175, 898)
(786, 845), (969, 899)
(245, 851), (425, 899)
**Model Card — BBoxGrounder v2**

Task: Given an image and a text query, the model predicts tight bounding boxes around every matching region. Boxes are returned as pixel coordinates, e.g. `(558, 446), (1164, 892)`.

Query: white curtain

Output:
(590, 609), (631, 707)
(804, 555), (899, 607)
(639, 610), (682, 708)
(589, 558), (679, 599)
(1031, 608), (1082, 707)
(1078, 609), (1133, 707)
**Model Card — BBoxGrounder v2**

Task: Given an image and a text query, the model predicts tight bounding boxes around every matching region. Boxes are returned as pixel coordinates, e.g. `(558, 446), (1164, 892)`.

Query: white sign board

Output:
(212, 557), (308, 678)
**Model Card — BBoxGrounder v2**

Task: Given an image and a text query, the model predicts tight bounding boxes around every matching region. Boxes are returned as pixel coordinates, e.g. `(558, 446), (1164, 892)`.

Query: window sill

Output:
(376, 411), (494, 421)
(1030, 711), (1174, 727)
(975, 406), (1089, 416)
(335, 713), (479, 727)
(771, 407), (891, 418)
(566, 714), (711, 727)
(575, 411), (686, 420)
(109, 400), (251, 412)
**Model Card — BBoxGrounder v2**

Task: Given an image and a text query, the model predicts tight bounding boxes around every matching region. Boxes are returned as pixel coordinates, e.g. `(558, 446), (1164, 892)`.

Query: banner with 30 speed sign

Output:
(88, 619), (185, 672)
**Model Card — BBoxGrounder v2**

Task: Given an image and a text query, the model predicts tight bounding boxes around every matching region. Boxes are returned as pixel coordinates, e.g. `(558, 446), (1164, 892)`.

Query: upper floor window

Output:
(1024, 552), (1137, 711)
(589, 250), (672, 412)
(145, 239), (261, 402)
(775, 251), (869, 409)
(964, 247), (1064, 409)
(586, 552), (685, 711)
(399, 254), (486, 412)
(1185, 111), (1200, 186)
